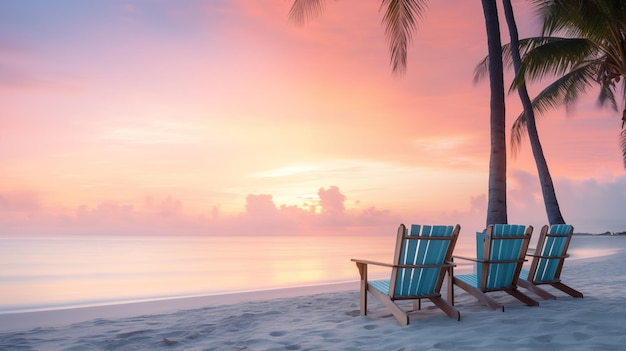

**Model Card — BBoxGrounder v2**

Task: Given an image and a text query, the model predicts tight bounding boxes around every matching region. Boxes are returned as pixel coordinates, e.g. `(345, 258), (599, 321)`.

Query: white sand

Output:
(1, 239), (626, 350)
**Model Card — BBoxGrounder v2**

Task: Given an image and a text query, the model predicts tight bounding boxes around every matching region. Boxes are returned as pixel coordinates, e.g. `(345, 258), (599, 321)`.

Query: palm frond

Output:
(473, 55), (490, 84)
(534, 0), (626, 43)
(540, 63), (597, 112)
(474, 42), (516, 85)
(520, 38), (596, 82)
(621, 127), (626, 170)
(510, 37), (567, 88)
(288, 0), (325, 25)
(474, 37), (542, 85)
(533, 0), (609, 37)
(473, 36), (560, 87)
(622, 77), (626, 109)
(597, 83), (618, 111)
(531, 0), (579, 36)
(528, 0), (626, 172)
(380, 0), (428, 74)
(510, 112), (528, 156)
(510, 64), (597, 153)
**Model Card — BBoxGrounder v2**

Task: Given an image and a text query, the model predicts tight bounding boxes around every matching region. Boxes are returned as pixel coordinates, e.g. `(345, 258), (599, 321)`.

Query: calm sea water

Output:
(0, 233), (617, 314)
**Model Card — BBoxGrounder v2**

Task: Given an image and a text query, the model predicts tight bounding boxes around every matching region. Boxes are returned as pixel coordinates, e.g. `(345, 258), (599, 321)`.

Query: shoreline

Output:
(2, 249), (626, 350)
(0, 233), (618, 318)
(0, 281), (360, 333)
(1, 235), (623, 334)
(0, 279), (364, 315)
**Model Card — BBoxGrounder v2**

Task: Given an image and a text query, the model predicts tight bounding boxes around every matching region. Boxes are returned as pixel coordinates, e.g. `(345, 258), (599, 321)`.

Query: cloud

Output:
(556, 176), (626, 233)
(0, 190), (42, 213)
(236, 187), (388, 233)
(505, 171), (626, 233)
(244, 194), (279, 218)
(318, 186), (346, 215)
(0, 176), (624, 238)
(143, 196), (183, 217)
(0, 186), (399, 237)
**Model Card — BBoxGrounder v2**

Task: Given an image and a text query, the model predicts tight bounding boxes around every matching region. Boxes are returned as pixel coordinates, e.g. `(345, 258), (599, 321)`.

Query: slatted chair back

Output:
(389, 224), (458, 298)
(476, 224), (532, 291)
(528, 224), (573, 283)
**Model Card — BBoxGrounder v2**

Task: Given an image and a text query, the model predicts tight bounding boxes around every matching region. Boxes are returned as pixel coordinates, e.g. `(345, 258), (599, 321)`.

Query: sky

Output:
(0, 0), (625, 236)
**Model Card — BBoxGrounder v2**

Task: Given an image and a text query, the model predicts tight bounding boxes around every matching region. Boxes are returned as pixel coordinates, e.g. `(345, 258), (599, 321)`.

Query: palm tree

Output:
(510, 0), (626, 170)
(500, 0), (565, 224)
(288, 0), (509, 225)
(481, 0), (509, 225)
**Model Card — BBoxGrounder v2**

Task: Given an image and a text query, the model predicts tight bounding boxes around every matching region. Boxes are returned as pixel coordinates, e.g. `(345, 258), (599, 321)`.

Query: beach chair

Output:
(451, 224), (539, 311)
(351, 224), (461, 326)
(518, 224), (583, 299)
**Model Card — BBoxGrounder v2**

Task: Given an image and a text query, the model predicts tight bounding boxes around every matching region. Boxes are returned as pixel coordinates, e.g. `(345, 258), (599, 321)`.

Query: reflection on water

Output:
(0, 233), (621, 313)
(567, 235), (626, 260)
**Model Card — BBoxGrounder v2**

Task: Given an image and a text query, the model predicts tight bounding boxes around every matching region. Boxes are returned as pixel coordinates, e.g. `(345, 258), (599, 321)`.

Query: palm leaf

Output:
(380, 0), (428, 74)
(621, 128), (626, 170)
(474, 43), (514, 84)
(538, 64), (597, 112)
(518, 37), (596, 82)
(288, 0), (325, 25)
(474, 37), (566, 87)
(510, 112), (528, 156)
(510, 63), (597, 152)
(526, 0), (626, 171)
(289, 0), (427, 74)
(597, 83), (618, 111)
(533, 0), (617, 38)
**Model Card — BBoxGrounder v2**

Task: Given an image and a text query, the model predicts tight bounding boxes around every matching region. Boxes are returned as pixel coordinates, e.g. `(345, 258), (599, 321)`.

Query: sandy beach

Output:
(1, 236), (626, 351)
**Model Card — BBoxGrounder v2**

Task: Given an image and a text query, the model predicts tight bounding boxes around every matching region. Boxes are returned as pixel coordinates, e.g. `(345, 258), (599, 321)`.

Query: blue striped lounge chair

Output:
(351, 224), (461, 326)
(518, 224), (583, 299)
(452, 224), (539, 311)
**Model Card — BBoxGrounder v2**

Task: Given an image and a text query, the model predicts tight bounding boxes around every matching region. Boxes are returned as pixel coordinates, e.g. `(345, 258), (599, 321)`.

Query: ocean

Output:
(0, 233), (616, 314)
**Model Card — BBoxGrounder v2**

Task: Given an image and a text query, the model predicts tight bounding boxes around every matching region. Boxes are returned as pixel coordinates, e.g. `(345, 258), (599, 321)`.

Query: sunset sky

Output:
(1, 0), (625, 236)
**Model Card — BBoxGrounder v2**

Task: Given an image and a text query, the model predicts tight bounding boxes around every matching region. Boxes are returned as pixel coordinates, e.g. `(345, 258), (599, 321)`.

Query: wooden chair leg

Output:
(448, 267), (455, 306)
(429, 297), (461, 321)
(454, 279), (503, 311)
(518, 279), (556, 300)
(356, 262), (368, 315)
(368, 287), (409, 326)
(506, 289), (539, 307)
(551, 282), (584, 298)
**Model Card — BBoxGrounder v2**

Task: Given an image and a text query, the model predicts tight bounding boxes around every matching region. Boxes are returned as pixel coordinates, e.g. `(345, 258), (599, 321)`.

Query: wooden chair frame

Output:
(518, 224), (583, 299)
(451, 225), (539, 311)
(351, 224), (461, 326)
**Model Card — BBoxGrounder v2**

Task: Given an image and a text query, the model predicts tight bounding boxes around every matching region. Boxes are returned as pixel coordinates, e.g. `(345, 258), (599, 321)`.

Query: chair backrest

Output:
(528, 224), (574, 283)
(389, 224), (460, 298)
(476, 224), (532, 291)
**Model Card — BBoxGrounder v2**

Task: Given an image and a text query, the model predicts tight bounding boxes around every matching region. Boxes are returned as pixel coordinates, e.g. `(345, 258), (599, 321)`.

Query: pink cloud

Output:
(245, 194), (278, 217)
(318, 186), (346, 215)
(1, 175), (625, 238)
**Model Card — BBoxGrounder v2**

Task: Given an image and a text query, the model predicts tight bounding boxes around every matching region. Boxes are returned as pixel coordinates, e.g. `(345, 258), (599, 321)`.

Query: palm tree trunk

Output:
(482, 0), (508, 226)
(502, 0), (565, 225)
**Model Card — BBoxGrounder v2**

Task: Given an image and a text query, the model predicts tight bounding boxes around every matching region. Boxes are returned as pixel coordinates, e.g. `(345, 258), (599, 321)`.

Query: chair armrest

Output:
(351, 258), (394, 268)
(398, 263), (456, 269)
(526, 253), (568, 259)
(453, 256), (526, 264)
(351, 258), (455, 269)
(452, 255), (482, 263)
(490, 259), (527, 263)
